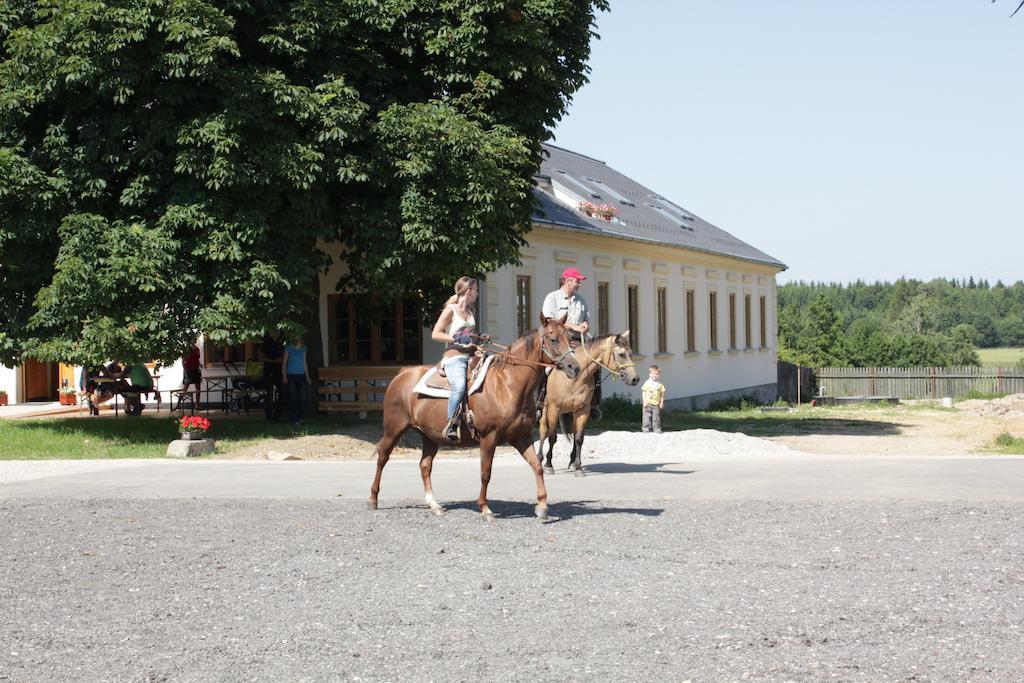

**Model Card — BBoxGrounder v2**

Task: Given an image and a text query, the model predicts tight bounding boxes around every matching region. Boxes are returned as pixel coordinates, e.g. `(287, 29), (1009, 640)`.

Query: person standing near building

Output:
(641, 364), (666, 434)
(260, 330), (284, 421)
(282, 336), (310, 425)
(181, 342), (202, 408)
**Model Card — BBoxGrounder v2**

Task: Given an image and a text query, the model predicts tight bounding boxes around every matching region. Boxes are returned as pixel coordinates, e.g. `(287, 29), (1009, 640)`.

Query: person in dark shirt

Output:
(260, 331), (285, 420)
(182, 343), (202, 407)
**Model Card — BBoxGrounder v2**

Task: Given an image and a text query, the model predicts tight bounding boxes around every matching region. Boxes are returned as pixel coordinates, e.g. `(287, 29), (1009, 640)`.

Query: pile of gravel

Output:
(958, 392), (1024, 418)
(540, 429), (793, 461)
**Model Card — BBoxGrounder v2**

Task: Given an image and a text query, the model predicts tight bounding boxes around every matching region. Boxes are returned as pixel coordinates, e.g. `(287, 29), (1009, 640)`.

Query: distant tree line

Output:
(778, 278), (1024, 367)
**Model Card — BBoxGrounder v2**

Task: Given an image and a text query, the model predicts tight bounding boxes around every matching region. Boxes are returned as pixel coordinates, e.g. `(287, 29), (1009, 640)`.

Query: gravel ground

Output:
(2, 498), (1022, 681)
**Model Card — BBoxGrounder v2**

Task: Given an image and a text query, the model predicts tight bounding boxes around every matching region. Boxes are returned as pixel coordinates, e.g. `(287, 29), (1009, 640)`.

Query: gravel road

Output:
(2, 497), (1022, 681)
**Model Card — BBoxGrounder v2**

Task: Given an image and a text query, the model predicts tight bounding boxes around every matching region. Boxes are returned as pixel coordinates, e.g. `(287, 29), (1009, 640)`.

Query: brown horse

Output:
(368, 314), (580, 521)
(538, 332), (640, 476)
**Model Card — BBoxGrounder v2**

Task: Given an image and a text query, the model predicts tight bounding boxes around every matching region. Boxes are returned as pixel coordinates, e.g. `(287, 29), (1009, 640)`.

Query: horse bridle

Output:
(581, 336), (635, 382)
(541, 333), (576, 373)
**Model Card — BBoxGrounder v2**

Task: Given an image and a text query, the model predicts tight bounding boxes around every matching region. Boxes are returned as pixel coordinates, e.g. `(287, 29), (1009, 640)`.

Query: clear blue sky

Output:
(551, 1), (1024, 285)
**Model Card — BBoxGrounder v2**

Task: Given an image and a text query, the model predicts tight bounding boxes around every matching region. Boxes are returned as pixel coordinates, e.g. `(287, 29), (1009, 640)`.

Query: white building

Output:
(317, 143), (786, 411)
(2, 143), (786, 411)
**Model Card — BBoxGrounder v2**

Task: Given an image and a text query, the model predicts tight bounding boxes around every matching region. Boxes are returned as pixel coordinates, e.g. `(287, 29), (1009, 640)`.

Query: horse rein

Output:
(471, 332), (573, 373)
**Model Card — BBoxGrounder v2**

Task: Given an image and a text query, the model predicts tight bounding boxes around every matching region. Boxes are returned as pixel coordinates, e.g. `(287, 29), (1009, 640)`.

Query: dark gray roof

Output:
(531, 143), (786, 270)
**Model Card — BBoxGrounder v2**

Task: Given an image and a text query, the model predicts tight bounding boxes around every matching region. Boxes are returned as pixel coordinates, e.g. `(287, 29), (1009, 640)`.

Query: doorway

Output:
(22, 359), (59, 402)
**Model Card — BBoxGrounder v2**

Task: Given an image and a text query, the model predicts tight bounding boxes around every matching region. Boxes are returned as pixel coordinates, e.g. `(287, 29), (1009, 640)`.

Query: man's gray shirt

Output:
(541, 289), (589, 326)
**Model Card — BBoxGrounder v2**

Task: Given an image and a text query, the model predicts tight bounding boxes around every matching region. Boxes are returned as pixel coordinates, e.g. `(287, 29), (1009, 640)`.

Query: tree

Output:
(0, 0), (608, 365)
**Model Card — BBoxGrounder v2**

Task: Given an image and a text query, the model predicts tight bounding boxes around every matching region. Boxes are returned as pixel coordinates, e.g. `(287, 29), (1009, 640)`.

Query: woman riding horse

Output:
(368, 314), (580, 521)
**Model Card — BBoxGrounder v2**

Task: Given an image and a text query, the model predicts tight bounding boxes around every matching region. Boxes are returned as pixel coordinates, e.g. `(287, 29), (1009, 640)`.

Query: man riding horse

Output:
(541, 267), (601, 420)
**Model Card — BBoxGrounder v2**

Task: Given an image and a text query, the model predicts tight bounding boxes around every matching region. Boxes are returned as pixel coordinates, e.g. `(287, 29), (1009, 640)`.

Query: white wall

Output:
(0, 364), (18, 404)
(486, 228), (780, 404)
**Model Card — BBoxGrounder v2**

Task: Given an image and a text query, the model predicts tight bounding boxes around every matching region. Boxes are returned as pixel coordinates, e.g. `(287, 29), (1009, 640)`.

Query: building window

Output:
(685, 289), (696, 352)
(204, 340), (255, 368)
(328, 296), (422, 364)
(728, 293), (737, 350)
(709, 291), (718, 351)
(516, 275), (532, 338)
(627, 284), (639, 353)
(597, 282), (610, 336)
(760, 295), (767, 347)
(744, 294), (752, 349)
(656, 287), (667, 353)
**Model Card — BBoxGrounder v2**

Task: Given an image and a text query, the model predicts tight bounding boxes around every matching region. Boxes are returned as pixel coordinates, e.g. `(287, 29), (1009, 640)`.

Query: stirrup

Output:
(444, 417), (459, 441)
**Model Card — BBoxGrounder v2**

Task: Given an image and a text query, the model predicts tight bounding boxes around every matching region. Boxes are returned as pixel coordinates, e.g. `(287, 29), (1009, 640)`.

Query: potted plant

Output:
(177, 415), (211, 440)
(59, 386), (77, 406)
(578, 200), (620, 221)
(0, 390), (7, 407)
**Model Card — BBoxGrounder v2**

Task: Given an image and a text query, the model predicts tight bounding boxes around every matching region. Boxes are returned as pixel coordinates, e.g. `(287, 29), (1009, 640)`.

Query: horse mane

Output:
(492, 329), (538, 370)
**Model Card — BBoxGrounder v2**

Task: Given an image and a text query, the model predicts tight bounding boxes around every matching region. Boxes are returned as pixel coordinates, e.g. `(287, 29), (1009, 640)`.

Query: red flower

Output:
(177, 415), (211, 432)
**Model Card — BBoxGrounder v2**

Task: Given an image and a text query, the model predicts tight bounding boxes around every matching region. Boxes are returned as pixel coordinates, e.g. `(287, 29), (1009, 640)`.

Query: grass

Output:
(991, 431), (1024, 455)
(977, 347), (1024, 367)
(0, 413), (368, 460)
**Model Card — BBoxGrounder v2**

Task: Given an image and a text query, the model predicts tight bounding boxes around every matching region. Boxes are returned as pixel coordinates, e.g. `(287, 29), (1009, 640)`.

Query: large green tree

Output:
(0, 0), (607, 366)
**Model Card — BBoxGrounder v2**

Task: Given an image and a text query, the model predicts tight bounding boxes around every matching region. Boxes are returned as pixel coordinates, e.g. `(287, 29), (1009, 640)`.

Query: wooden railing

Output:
(318, 366), (405, 412)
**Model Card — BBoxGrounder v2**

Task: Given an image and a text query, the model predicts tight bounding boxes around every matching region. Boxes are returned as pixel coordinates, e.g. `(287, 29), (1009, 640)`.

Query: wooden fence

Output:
(815, 366), (1024, 400)
(318, 366), (403, 412)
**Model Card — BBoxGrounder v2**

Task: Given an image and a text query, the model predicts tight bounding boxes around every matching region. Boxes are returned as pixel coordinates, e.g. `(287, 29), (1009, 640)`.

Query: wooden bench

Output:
(318, 366), (405, 412)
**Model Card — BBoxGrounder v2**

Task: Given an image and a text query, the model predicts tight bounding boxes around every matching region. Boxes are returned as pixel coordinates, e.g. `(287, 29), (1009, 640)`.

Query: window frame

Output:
(709, 290), (719, 351)
(627, 284), (640, 353)
(656, 286), (668, 353)
(516, 275), (532, 338)
(728, 292), (737, 350)
(327, 295), (423, 365)
(597, 281), (610, 336)
(685, 288), (696, 352)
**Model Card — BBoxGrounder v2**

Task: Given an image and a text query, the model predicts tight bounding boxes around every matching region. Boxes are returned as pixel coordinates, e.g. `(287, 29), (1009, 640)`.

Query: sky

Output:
(551, 1), (1024, 285)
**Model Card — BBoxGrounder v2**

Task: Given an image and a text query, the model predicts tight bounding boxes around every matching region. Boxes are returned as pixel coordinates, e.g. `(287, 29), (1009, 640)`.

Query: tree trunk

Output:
(302, 275), (324, 416)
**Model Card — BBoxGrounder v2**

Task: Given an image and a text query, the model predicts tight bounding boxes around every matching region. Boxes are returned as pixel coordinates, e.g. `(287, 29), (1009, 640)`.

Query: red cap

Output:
(561, 267), (586, 282)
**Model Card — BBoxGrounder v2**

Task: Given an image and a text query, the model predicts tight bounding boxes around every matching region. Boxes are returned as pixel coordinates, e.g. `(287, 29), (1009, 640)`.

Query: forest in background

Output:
(778, 278), (1024, 368)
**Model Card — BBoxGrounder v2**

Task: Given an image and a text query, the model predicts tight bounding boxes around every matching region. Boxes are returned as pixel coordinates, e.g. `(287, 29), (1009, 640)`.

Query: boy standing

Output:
(641, 365), (665, 434)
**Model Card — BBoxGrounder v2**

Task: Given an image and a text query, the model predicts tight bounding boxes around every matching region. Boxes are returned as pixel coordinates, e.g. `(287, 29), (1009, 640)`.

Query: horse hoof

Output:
(367, 498), (378, 510)
(481, 511), (495, 523)
(430, 505), (445, 516)
(573, 469), (587, 478)
(543, 466), (555, 475)
(535, 506), (548, 520)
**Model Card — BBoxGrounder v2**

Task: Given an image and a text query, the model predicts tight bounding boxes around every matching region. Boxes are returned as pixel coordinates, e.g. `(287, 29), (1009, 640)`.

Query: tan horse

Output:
(538, 332), (640, 476)
(368, 314), (580, 521)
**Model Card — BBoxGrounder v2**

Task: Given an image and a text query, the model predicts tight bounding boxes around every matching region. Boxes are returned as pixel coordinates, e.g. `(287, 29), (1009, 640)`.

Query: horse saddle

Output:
(413, 354), (495, 398)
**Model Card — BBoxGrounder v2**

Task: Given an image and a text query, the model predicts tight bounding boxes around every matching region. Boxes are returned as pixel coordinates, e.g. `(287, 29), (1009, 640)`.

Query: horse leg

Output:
(420, 438), (445, 516)
(368, 422), (409, 510)
(561, 413), (576, 470)
(570, 411), (589, 477)
(545, 432), (557, 474)
(477, 435), (498, 522)
(512, 435), (549, 520)
(538, 408), (556, 475)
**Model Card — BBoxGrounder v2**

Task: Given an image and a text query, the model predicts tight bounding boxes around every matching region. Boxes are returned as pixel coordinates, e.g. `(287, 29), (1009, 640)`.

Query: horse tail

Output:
(558, 412), (574, 442)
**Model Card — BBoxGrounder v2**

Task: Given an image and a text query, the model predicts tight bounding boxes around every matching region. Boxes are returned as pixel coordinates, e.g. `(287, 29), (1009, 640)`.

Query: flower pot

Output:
(0, 395), (7, 407)
(180, 431), (204, 441)
(60, 393), (75, 406)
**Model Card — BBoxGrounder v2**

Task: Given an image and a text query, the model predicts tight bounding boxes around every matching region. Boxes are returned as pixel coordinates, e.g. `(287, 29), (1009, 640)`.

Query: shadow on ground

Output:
(389, 498), (665, 521)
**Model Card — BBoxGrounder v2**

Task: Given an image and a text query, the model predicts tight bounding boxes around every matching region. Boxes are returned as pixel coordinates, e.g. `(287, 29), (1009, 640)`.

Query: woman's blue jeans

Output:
(443, 355), (470, 421)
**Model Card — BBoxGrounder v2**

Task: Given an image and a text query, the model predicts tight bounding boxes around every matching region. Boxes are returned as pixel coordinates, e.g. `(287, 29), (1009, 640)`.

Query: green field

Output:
(977, 347), (1024, 367)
